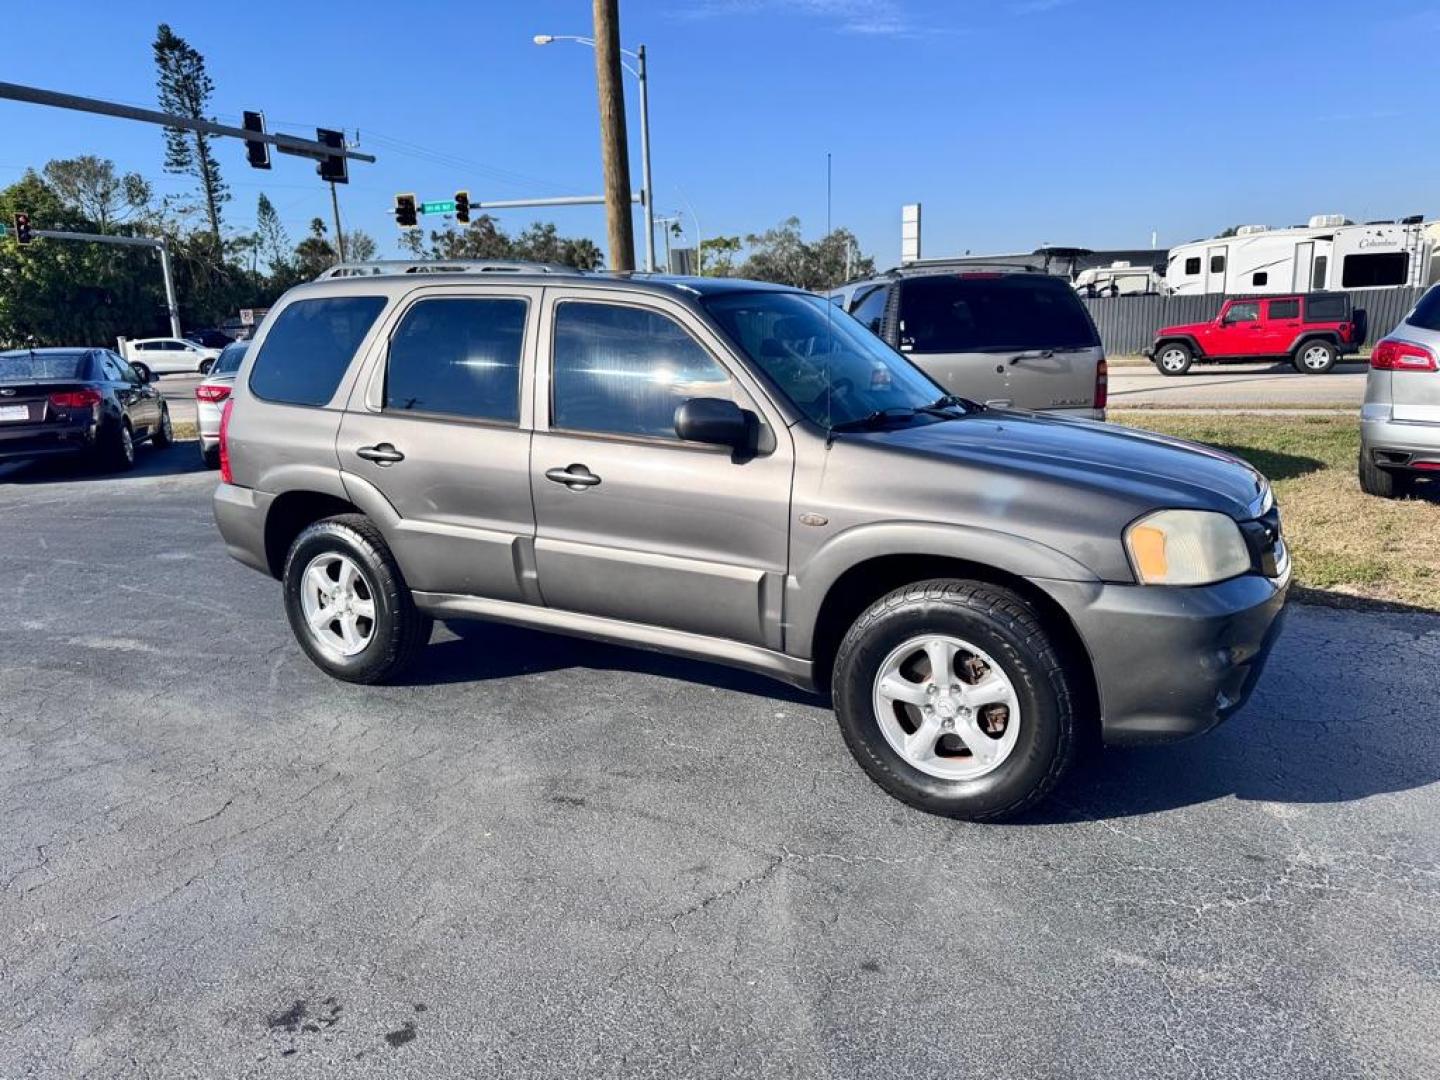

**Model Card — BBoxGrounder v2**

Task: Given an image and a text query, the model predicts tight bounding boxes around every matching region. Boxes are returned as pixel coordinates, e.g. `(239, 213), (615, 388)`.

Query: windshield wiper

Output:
(919, 393), (979, 416)
(828, 407), (924, 432)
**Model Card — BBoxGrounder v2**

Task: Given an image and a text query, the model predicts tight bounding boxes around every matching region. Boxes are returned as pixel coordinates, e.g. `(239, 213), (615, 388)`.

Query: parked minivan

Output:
(831, 264), (1107, 417)
(214, 264), (1287, 821)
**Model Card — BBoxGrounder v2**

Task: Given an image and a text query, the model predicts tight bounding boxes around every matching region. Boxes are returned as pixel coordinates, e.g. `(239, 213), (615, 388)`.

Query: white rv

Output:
(1165, 214), (1437, 296)
(1073, 262), (1165, 297)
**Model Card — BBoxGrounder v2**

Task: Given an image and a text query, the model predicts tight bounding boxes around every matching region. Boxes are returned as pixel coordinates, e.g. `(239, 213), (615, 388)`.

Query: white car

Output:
(195, 341), (247, 468)
(118, 337), (222, 377)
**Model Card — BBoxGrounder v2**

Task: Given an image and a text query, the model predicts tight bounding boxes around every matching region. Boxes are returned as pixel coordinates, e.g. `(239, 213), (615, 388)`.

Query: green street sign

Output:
(0, 223), (7, 237)
(421, 200), (456, 215)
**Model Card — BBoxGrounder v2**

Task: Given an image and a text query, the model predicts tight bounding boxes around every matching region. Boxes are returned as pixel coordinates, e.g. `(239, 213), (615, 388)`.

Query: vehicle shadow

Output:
(400, 619), (819, 706)
(0, 440), (211, 485)
(1201, 444), (1326, 481)
(1020, 601), (1440, 824)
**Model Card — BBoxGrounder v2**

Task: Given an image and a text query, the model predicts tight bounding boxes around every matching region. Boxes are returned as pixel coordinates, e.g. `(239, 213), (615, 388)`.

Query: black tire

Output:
(151, 405), (174, 448)
(832, 579), (1078, 822)
(1293, 339), (1337, 374)
(282, 514), (432, 684)
(96, 420), (136, 472)
(201, 444), (221, 469)
(199, 358), (215, 375)
(1358, 450), (1413, 499)
(1153, 342), (1192, 376)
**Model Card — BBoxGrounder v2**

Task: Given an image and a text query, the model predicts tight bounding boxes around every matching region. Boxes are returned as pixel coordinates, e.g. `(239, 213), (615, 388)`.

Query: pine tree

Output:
(255, 193), (291, 272)
(153, 24), (228, 244)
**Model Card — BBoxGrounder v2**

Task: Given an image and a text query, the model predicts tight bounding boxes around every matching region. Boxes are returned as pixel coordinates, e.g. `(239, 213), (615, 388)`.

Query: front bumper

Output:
(1039, 568), (1290, 745)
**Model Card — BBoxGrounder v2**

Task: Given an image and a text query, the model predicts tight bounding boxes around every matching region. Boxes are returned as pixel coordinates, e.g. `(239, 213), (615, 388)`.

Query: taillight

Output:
(1095, 358), (1108, 410)
(48, 388), (103, 409)
(1371, 338), (1438, 372)
(218, 398), (235, 484)
(195, 383), (232, 403)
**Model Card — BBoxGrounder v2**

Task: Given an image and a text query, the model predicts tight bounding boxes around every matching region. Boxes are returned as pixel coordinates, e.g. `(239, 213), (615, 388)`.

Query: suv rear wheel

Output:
(1294, 340), (1337, 374)
(832, 579), (1077, 821)
(282, 514), (432, 684)
(1358, 451), (1414, 499)
(1154, 342), (1192, 376)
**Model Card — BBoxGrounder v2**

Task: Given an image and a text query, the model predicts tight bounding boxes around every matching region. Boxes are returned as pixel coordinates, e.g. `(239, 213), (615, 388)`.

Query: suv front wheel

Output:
(282, 514), (432, 684)
(1154, 342), (1192, 376)
(832, 580), (1077, 821)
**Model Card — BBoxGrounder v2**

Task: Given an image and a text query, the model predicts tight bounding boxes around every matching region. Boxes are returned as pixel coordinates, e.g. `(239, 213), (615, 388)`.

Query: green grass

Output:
(1110, 411), (1440, 611)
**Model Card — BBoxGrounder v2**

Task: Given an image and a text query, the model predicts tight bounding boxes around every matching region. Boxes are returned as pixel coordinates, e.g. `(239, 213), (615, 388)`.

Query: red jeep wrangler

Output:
(1146, 292), (1366, 376)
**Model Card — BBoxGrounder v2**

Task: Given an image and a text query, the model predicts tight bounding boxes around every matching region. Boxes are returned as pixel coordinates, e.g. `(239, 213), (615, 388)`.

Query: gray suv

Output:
(1360, 284), (1440, 498)
(831, 264), (1107, 417)
(214, 265), (1288, 820)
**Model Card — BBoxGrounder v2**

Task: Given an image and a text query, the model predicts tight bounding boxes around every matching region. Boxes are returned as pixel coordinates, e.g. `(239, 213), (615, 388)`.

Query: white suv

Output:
(118, 337), (222, 377)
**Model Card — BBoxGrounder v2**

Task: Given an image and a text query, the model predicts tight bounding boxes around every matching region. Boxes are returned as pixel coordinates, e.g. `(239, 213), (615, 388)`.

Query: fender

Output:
(1286, 331), (1337, 354)
(1153, 333), (1205, 358)
(256, 462), (350, 502)
(785, 520), (1101, 658)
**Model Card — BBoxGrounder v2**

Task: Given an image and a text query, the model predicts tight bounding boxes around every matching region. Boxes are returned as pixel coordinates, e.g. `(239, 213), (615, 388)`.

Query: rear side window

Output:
(849, 285), (889, 336)
(248, 296), (386, 406)
(385, 298), (527, 422)
(1406, 287), (1440, 332)
(1341, 252), (1408, 288)
(897, 276), (1100, 353)
(552, 301), (737, 439)
(1268, 299), (1300, 320)
(1305, 295), (1348, 322)
(213, 342), (247, 376)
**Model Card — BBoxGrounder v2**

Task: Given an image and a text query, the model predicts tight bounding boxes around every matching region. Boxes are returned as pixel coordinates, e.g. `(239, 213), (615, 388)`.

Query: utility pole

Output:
(592, 0), (635, 271)
(330, 181), (347, 263)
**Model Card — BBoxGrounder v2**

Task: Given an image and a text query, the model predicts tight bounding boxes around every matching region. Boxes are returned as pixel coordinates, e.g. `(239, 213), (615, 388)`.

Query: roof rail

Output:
(314, 259), (579, 280)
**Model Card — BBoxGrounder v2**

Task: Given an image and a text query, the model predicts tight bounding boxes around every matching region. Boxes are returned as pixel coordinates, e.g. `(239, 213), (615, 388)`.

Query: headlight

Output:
(1124, 509), (1252, 586)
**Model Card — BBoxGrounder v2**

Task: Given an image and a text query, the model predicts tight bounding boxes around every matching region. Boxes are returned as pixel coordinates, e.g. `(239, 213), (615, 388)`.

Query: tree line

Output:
(1, 23), (878, 349)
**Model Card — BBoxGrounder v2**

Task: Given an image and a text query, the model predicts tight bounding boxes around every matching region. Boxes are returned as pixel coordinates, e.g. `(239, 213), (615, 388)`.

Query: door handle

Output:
(545, 464), (601, 490)
(356, 443), (405, 466)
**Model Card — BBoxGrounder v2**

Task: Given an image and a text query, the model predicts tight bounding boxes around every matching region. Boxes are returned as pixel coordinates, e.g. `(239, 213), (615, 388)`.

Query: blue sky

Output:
(4, 0), (1439, 267)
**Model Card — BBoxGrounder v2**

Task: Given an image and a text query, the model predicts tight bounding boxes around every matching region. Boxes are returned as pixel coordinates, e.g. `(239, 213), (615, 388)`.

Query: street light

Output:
(534, 32), (655, 272)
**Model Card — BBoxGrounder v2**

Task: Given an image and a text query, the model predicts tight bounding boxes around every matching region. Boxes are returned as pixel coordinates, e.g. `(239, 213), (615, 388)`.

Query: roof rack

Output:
(314, 259), (579, 280)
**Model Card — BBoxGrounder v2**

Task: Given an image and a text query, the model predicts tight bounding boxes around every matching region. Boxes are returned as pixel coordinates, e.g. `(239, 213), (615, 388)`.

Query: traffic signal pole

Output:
(15, 229), (183, 337)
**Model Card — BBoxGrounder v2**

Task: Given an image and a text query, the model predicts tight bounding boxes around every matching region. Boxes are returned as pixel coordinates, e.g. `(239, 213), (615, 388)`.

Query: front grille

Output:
(1239, 506), (1285, 577)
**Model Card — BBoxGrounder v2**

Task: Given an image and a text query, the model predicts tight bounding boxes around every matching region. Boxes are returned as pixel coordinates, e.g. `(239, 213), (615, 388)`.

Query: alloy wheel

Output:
(871, 634), (1022, 780)
(299, 552), (377, 658)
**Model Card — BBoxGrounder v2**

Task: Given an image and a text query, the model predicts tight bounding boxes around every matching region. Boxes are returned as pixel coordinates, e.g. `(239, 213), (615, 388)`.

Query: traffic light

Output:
(316, 128), (347, 184)
(12, 212), (33, 246)
(242, 110), (271, 170)
(394, 194), (418, 229)
(454, 190), (470, 224)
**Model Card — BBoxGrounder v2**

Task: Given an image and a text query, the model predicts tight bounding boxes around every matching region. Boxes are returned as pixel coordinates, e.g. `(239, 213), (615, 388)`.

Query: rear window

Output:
(0, 352), (88, 382)
(385, 297), (527, 422)
(248, 296), (386, 406)
(1407, 286), (1440, 332)
(213, 342), (247, 376)
(897, 275), (1100, 353)
(1305, 295), (1349, 323)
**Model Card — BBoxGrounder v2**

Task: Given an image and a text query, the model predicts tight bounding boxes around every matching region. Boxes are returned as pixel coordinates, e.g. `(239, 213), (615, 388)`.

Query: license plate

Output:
(0, 404), (29, 422)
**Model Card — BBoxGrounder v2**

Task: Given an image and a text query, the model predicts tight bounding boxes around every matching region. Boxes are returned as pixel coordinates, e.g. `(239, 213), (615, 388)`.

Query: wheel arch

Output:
(1153, 334), (1203, 358)
(263, 490), (364, 579)
(1288, 331), (1339, 355)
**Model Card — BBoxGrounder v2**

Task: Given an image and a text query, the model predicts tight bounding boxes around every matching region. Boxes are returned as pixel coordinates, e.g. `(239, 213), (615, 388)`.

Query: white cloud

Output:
(675, 0), (927, 38)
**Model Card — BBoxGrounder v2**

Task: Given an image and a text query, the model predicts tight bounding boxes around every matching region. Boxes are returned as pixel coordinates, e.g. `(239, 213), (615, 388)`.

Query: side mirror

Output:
(131, 364), (151, 384)
(674, 397), (752, 452)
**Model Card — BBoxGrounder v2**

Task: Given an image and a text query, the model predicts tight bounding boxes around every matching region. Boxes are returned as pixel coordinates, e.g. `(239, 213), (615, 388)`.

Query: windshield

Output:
(897, 274), (1100, 353)
(0, 351), (88, 382)
(702, 290), (948, 429)
(213, 342), (247, 376)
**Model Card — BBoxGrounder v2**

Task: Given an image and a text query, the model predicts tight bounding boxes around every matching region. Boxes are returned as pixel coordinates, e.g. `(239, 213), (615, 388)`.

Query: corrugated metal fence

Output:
(1082, 287), (1425, 355)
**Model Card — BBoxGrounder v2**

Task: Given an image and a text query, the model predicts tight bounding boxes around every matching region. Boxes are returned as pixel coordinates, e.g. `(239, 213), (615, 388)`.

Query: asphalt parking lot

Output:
(3, 442), (1439, 1079)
